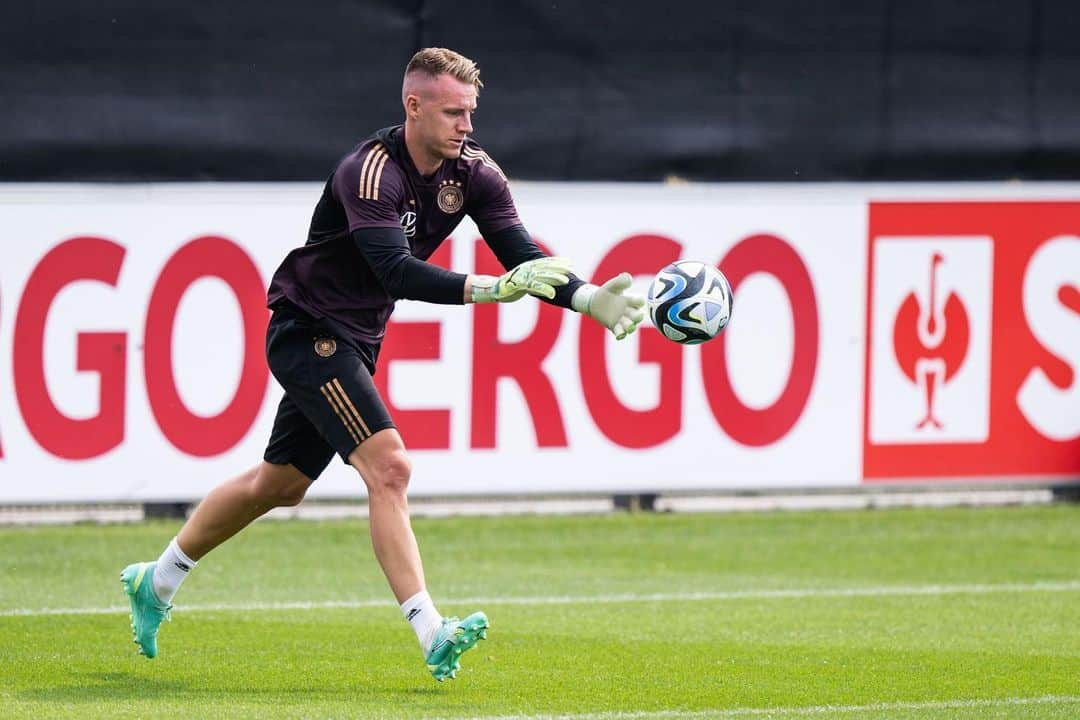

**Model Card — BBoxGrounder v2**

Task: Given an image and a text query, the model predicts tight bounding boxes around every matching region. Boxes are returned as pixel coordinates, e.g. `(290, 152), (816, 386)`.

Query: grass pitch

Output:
(1, 505), (1078, 718)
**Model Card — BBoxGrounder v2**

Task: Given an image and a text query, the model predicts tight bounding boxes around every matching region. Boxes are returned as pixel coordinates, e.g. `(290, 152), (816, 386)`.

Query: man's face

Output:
(408, 74), (477, 161)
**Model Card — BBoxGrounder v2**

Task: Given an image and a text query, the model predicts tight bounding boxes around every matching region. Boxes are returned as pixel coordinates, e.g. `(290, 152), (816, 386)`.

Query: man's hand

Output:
(470, 256), (573, 303)
(572, 273), (646, 340)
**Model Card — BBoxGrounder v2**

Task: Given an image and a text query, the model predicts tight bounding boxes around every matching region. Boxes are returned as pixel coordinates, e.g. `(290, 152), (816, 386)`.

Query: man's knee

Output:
(361, 449), (412, 497)
(251, 463), (311, 508)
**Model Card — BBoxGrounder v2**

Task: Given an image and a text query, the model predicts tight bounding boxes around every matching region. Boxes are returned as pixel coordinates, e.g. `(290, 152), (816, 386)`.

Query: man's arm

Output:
(353, 227), (467, 304)
(353, 227), (570, 305)
(484, 224), (646, 340)
(336, 146), (557, 305)
(483, 225), (585, 309)
(466, 150), (643, 336)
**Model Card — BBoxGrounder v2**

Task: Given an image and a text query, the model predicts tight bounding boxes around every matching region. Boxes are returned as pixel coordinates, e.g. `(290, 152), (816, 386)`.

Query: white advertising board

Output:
(0, 183), (1076, 502)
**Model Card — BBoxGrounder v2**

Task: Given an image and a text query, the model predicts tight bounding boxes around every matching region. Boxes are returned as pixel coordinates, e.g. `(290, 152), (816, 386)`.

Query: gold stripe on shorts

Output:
(331, 378), (372, 437)
(320, 382), (363, 444)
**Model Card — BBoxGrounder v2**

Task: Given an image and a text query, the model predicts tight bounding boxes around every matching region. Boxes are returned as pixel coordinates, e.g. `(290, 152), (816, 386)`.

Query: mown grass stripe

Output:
(2, 579), (1078, 618)
(456, 694), (1080, 719)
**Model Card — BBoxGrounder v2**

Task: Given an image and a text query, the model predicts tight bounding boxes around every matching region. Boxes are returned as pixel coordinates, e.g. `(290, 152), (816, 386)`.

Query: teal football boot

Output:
(120, 562), (172, 658)
(425, 611), (489, 681)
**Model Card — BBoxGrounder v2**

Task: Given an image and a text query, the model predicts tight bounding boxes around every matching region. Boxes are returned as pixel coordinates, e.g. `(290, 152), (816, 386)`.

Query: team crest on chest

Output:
(436, 180), (464, 214)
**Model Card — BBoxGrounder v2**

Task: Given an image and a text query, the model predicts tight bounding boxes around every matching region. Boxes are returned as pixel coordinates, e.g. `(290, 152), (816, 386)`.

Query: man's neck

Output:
(403, 123), (442, 178)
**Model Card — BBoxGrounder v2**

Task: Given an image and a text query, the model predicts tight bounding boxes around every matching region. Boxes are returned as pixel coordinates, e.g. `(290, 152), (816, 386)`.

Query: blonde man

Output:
(121, 47), (644, 681)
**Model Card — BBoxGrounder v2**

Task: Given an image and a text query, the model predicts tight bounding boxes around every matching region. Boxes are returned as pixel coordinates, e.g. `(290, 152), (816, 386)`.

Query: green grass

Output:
(1, 505), (1079, 718)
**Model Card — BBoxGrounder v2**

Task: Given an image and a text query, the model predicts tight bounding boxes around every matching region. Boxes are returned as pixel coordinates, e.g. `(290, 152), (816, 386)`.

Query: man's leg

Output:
(347, 428), (423, 602)
(121, 461), (315, 658)
(178, 461), (313, 560)
(122, 309), (340, 659)
(348, 428), (488, 681)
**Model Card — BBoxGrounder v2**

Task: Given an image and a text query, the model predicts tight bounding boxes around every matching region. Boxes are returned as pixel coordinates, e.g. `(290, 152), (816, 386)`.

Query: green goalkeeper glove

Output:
(471, 256), (573, 303)
(571, 272), (646, 340)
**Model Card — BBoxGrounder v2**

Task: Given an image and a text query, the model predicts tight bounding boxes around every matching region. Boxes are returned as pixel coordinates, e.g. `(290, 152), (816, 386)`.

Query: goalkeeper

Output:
(120, 47), (644, 681)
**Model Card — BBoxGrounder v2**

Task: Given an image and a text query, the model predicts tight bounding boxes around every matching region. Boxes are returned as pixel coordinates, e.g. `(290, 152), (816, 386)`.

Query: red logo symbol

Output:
(891, 252), (970, 430)
(866, 201), (1080, 482)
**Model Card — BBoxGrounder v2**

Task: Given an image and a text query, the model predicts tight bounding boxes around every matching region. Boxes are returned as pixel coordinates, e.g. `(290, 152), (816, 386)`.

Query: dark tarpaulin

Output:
(2, 0), (1078, 181)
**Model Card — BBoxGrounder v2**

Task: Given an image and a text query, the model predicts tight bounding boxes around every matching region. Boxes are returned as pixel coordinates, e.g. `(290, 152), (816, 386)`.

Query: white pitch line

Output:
(2, 579), (1079, 618)
(451, 695), (1080, 720)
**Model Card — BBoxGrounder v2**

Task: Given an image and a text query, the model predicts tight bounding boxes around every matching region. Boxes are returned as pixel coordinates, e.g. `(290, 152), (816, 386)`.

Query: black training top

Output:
(267, 124), (530, 344)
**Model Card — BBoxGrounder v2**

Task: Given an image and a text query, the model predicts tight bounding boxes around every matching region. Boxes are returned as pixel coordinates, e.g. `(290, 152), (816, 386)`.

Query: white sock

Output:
(400, 590), (443, 652)
(152, 537), (197, 604)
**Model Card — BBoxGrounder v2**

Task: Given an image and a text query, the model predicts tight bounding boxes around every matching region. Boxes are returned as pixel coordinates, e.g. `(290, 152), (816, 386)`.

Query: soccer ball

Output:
(647, 261), (733, 344)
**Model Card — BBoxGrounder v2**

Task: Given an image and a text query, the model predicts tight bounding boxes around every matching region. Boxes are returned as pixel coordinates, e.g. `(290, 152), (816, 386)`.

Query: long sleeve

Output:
(483, 224), (586, 310)
(352, 227), (466, 304)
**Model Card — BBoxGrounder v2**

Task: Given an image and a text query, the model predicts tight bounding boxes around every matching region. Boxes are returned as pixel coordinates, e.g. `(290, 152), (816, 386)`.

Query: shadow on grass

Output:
(17, 670), (451, 704)
(18, 672), (196, 703)
(19, 669), (451, 699)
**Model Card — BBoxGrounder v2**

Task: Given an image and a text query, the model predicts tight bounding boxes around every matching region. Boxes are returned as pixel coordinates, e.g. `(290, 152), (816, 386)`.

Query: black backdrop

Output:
(4, 1), (1078, 181)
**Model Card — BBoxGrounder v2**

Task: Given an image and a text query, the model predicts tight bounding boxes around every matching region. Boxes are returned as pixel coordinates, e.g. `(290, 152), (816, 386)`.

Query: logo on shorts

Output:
(436, 181), (464, 214)
(314, 337), (337, 358)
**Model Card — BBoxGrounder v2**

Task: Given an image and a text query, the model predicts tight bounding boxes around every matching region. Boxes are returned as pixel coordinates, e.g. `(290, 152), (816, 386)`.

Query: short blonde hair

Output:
(404, 47), (483, 93)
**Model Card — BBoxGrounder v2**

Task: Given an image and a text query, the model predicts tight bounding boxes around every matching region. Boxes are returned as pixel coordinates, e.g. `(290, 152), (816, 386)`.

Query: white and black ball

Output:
(647, 261), (733, 344)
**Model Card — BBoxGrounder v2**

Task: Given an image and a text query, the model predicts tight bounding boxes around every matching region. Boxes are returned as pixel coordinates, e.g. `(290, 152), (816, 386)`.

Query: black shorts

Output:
(263, 303), (395, 480)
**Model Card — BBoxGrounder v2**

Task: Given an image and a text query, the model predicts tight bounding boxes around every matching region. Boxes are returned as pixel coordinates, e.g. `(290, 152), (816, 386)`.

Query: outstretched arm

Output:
(353, 227), (569, 305)
(353, 227), (468, 304)
(467, 256), (573, 304)
(484, 225), (645, 340)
